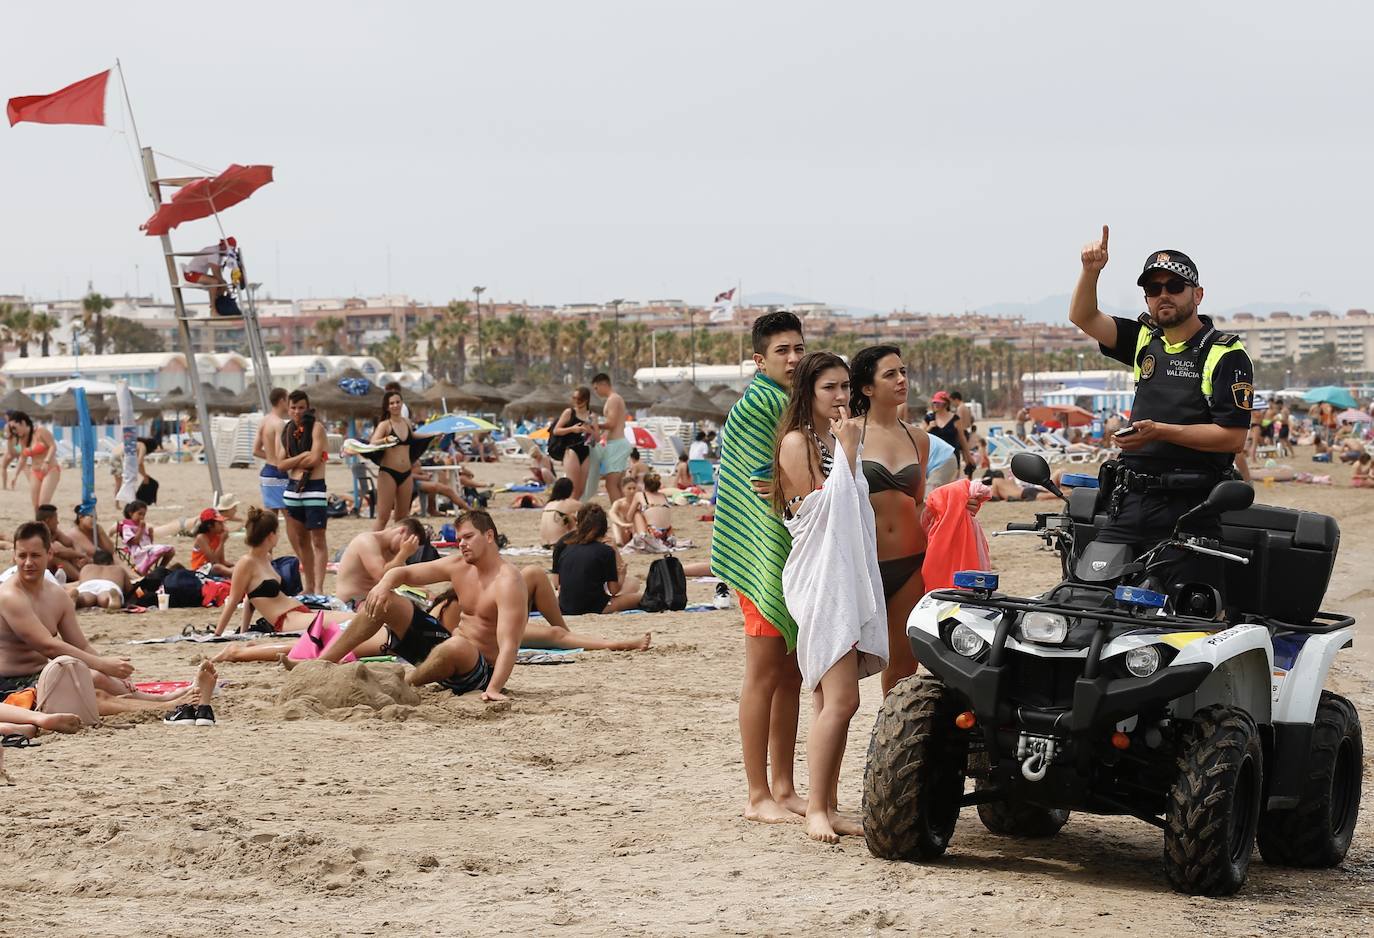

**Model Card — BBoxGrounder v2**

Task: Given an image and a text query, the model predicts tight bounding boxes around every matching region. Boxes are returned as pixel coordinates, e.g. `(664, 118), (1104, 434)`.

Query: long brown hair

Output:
(771, 351), (849, 517)
(566, 503), (609, 545)
(380, 389), (404, 427)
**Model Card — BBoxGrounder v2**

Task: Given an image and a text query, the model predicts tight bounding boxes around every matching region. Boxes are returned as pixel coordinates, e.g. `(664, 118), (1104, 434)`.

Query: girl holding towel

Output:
(773, 352), (889, 843)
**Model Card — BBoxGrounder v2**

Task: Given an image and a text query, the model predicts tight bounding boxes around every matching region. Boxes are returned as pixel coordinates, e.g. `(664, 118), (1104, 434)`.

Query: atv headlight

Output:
(949, 623), (987, 658)
(1124, 645), (1162, 678)
(1020, 611), (1069, 645)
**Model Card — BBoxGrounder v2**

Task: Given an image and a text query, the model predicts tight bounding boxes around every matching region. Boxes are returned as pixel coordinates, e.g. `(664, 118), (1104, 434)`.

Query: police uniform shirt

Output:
(1099, 314), (1254, 474)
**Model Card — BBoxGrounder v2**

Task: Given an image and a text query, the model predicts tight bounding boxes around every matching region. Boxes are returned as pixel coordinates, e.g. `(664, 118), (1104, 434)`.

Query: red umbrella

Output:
(1029, 404), (1094, 428)
(140, 164), (274, 235)
(629, 425), (658, 449)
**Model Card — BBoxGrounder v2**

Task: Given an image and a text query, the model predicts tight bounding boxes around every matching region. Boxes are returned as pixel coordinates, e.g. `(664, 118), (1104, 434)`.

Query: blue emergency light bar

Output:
(954, 570), (1000, 591)
(1114, 585), (1167, 609)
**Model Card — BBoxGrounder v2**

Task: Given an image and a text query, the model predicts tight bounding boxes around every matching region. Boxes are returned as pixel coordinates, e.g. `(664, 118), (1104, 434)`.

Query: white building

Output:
(1215, 310), (1374, 373)
(246, 354), (386, 389)
(0, 352), (248, 400)
(633, 361), (757, 390)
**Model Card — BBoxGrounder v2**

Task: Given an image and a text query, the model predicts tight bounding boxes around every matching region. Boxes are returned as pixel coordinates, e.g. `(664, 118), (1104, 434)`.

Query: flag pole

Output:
(114, 59), (152, 207)
(736, 278), (744, 379)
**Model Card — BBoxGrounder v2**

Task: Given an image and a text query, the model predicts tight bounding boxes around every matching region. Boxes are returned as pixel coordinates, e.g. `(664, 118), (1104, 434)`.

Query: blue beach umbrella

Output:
(1303, 386), (1358, 410)
(416, 414), (499, 436)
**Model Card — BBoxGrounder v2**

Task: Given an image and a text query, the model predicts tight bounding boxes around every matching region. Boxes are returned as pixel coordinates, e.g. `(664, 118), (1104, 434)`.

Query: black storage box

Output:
(1219, 504), (1340, 625)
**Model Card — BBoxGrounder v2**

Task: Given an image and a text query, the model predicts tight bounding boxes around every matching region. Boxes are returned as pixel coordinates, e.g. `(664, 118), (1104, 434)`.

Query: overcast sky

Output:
(3, 2), (1371, 319)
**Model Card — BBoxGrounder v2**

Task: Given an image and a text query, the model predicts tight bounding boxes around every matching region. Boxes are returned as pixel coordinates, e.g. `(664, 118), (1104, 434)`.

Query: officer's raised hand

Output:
(1081, 225), (1109, 273)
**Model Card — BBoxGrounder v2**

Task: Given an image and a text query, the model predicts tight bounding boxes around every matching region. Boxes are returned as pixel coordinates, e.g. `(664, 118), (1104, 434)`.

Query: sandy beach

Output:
(2, 452), (1372, 938)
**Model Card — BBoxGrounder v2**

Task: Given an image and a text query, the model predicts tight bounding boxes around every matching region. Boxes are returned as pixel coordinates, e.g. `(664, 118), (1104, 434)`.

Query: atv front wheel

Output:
(969, 752), (1070, 837)
(1257, 690), (1362, 867)
(1163, 705), (1263, 896)
(863, 675), (968, 861)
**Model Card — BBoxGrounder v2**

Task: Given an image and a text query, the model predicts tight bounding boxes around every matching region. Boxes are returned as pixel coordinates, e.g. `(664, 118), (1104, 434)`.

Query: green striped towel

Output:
(709, 373), (798, 648)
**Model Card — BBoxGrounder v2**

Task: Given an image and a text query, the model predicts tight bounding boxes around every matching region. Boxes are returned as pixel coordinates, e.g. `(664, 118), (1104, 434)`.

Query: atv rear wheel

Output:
(863, 675), (968, 861)
(969, 752), (1070, 837)
(1258, 690), (1362, 867)
(1163, 705), (1263, 896)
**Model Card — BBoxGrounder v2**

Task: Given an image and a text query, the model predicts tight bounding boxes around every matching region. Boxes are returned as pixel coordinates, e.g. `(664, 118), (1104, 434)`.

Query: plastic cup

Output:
(157, 592), (170, 611)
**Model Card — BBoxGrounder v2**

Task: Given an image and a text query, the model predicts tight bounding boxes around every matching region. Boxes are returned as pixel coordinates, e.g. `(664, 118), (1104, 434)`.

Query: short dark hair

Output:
(629, 448), (640, 460)
(751, 310), (803, 354)
(93, 549), (113, 565)
(399, 517), (430, 549)
(269, 387), (288, 406)
(288, 389), (310, 406)
(591, 373), (611, 385)
(549, 477), (574, 501)
(13, 521), (50, 550)
(457, 509), (498, 537)
(948, 389), (963, 401)
(695, 431), (705, 441)
(35, 504), (58, 523)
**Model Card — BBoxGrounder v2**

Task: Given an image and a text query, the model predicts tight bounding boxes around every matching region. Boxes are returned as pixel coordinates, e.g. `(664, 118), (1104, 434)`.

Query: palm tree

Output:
(313, 316), (346, 355)
(6, 307), (34, 358)
(31, 313), (59, 357)
(623, 322), (647, 376)
(539, 319), (563, 380)
(504, 313), (532, 380)
(564, 319), (592, 382)
(370, 335), (414, 371)
(81, 291), (113, 355)
(441, 301), (472, 383)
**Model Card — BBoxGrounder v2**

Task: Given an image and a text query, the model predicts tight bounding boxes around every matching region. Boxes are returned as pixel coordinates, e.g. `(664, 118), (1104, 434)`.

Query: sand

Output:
(2, 451), (1372, 937)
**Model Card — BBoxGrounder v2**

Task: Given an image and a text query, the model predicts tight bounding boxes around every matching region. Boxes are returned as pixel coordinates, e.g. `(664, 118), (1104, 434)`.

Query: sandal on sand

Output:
(2, 734), (39, 748)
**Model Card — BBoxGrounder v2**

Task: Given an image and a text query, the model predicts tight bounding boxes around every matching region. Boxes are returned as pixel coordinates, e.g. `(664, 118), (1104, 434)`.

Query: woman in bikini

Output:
(212, 508), (386, 664)
(848, 346), (931, 695)
(370, 390), (418, 531)
(607, 476), (649, 546)
(640, 472), (674, 542)
(2, 415), (27, 491)
(539, 477), (581, 548)
(925, 390), (971, 475)
(551, 387), (596, 499)
(10, 411), (60, 510)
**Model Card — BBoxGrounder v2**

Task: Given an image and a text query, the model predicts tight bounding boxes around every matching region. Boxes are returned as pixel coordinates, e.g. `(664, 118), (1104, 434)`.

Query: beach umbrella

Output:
(140, 164), (275, 235)
(1303, 386), (1358, 410)
(711, 388), (742, 411)
(649, 385), (728, 423)
(299, 377), (383, 418)
(420, 381), (482, 409)
(618, 384), (657, 410)
(416, 414), (499, 435)
(629, 425), (658, 449)
(504, 385), (573, 419)
(1029, 404), (1094, 428)
(458, 380), (511, 407)
(1337, 408), (1372, 424)
(0, 388), (40, 415)
(500, 379), (536, 402)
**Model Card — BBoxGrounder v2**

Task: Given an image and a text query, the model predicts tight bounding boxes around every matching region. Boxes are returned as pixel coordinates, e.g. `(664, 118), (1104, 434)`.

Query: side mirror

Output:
(1204, 479), (1255, 514)
(1010, 453), (1053, 487)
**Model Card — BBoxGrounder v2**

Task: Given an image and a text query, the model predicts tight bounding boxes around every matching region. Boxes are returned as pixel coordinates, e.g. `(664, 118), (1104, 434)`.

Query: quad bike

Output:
(863, 453), (1361, 896)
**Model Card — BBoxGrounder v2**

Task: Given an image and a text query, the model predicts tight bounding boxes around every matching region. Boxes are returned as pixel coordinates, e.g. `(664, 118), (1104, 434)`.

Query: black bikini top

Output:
(247, 577), (282, 599)
(860, 415), (922, 498)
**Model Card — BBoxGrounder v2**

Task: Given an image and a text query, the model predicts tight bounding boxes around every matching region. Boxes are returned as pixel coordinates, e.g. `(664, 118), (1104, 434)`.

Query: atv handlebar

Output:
(1005, 522), (1039, 532)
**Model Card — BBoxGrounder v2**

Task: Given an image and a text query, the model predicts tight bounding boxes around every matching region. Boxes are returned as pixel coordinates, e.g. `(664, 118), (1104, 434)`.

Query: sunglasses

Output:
(1143, 277), (1191, 298)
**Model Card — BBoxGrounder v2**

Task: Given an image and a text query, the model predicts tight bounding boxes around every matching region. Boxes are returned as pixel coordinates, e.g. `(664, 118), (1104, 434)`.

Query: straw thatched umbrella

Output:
(618, 384), (657, 411)
(458, 380), (511, 408)
(711, 388), (742, 411)
(161, 384), (244, 414)
(420, 381), (482, 410)
(0, 388), (41, 416)
(503, 384), (574, 419)
(648, 385), (728, 423)
(299, 377), (383, 418)
(500, 380), (536, 402)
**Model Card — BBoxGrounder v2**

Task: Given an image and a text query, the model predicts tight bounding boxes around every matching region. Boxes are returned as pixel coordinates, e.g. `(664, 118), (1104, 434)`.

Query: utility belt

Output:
(1101, 461), (1222, 519)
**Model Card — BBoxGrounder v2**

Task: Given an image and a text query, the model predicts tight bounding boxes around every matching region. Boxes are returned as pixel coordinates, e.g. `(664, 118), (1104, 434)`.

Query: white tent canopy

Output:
(24, 377), (120, 396)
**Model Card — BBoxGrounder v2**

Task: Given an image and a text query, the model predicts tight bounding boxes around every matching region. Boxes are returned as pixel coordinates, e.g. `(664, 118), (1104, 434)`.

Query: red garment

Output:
(140, 164), (274, 235)
(7, 70), (109, 127)
(200, 580), (232, 608)
(921, 479), (991, 590)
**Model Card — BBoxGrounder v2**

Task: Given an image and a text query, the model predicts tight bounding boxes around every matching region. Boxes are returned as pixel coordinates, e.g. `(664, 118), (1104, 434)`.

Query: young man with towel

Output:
(710, 310), (808, 824)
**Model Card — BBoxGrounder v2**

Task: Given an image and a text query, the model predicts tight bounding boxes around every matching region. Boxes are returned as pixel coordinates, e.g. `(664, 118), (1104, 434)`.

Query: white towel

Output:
(782, 437), (889, 690)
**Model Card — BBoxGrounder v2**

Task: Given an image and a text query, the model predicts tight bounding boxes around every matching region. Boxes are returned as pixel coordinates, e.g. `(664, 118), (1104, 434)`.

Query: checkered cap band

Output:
(1149, 259), (1197, 283)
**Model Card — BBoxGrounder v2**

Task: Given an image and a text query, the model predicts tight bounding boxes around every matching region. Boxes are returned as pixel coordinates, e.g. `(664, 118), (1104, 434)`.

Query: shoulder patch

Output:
(1213, 332), (1240, 346)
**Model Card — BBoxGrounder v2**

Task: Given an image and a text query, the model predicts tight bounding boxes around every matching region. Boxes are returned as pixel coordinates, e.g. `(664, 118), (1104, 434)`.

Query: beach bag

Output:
(408, 543), (440, 565)
(201, 580), (233, 607)
(545, 413), (570, 461)
(639, 556), (687, 613)
(326, 494), (349, 518)
(129, 567), (169, 606)
(135, 477), (159, 505)
(272, 556), (303, 596)
(162, 569), (205, 608)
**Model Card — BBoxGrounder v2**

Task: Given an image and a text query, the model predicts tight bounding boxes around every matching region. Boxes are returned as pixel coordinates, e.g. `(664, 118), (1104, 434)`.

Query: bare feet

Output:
(830, 811), (863, 837)
(38, 712), (82, 734)
(774, 788), (808, 817)
(614, 632), (652, 651)
(806, 809), (839, 844)
(190, 660), (217, 704)
(744, 797), (797, 824)
(278, 653), (298, 671)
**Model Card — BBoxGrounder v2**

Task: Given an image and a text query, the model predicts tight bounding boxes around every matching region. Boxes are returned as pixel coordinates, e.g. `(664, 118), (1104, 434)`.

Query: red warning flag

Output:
(7, 69), (110, 127)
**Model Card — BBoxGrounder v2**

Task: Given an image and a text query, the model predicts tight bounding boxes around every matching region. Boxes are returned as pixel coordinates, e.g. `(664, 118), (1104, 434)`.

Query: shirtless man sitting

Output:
(332, 519), (427, 608)
(37, 503), (88, 581)
(67, 550), (132, 611)
(320, 511), (526, 701)
(0, 522), (211, 716)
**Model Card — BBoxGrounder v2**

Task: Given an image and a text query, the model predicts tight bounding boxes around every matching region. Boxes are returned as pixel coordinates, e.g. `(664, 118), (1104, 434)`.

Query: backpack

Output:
(162, 568), (205, 608)
(129, 567), (169, 606)
(272, 556), (303, 596)
(545, 411), (570, 461)
(135, 477), (159, 505)
(639, 556), (687, 612)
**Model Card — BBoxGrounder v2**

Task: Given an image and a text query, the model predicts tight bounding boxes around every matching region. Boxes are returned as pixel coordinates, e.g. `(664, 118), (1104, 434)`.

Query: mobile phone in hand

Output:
(1114, 425), (1139, 438)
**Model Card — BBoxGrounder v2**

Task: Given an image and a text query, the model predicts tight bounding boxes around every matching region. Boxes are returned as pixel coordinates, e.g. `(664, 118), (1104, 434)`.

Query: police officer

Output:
(1069, 225), (1253, 554)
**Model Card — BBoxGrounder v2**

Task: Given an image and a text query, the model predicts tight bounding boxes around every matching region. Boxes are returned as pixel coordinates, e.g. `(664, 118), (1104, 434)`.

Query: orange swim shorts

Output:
(739, 592), (781, 639)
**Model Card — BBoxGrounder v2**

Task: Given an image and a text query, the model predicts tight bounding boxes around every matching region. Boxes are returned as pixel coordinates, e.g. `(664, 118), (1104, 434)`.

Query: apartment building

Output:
(1214, 309), (1374, 373)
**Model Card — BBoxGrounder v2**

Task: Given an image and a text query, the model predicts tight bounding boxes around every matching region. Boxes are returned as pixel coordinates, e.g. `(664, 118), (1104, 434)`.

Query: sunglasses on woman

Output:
(1142, 277), (1190, 298)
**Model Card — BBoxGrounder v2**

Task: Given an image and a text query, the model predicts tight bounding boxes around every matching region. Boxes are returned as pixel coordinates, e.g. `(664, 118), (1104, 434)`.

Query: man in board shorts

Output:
(279, 389), (329, 595)
(253, 388), (291, 513)
(710, 311), (808, 824)
(582, 372), (632, 503)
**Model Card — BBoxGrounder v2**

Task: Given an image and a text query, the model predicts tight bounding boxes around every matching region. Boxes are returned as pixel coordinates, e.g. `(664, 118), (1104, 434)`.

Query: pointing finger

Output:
(1101, 224), (1109, 249)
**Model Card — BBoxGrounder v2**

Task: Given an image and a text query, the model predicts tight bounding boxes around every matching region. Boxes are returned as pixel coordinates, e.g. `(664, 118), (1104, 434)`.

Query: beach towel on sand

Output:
(782, 437), (888, 691)
(921, 478), (991, 590)
(709, 373), (798, 647)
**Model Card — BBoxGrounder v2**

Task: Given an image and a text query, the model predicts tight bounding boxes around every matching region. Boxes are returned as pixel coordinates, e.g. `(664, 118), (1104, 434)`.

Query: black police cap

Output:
(1137, 250), (1200, 287)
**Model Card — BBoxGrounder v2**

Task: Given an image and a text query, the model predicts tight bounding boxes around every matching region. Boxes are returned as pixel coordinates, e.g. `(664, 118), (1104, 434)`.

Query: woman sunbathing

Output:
(608, 477), (650, 546)
(539, 478), (581, 548)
